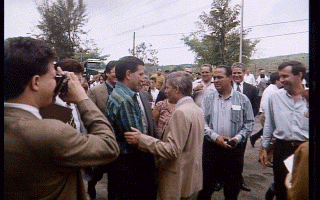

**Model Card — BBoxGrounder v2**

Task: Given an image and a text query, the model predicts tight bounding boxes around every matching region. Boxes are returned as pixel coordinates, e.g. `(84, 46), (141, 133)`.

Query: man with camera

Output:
(4, 37), (120, 199)
(198, 65), (255, 200)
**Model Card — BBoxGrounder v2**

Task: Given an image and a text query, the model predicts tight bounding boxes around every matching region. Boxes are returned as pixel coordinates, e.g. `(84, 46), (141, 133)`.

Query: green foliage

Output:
(36, 0), (87, 59)
(129, 42), (159, 66)
(182, 0), (259, 66)
(72, 39), (110, 62)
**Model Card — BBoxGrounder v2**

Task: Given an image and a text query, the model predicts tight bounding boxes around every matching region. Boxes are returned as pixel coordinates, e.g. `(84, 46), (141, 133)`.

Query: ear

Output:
(297, 72), (303, 80)
(125, 70), (132, 81)
(29, 75), (41, 92)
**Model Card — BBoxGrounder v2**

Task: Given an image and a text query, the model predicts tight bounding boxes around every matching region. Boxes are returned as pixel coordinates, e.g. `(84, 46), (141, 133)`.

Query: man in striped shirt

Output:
(105, 56), (157, 200)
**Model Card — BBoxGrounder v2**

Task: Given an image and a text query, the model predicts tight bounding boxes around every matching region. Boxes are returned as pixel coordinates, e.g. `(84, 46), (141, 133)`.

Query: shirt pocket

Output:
(231, 109), (242, 123)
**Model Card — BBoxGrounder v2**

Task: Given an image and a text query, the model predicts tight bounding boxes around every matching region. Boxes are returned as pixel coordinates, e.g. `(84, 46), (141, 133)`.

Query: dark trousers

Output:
(87, 165), (108, 189)
(273, 139), (301, 200)
(239, 138), (247, 184)
(198, 139), (242, 200)
(108, 152), (157, 200)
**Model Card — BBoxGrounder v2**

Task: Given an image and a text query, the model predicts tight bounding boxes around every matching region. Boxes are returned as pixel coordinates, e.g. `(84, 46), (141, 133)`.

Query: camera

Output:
(54, 73), (69, 96)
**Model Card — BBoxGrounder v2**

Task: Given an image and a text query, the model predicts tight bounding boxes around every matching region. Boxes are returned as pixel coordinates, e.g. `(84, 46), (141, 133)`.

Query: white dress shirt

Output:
(259, 84), (279, 113)
(244, 74), (255, 85)
(4, 102), (42, 119)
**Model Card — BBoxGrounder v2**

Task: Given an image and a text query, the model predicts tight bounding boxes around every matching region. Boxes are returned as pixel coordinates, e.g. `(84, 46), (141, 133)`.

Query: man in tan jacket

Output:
(87, 60), (118, 113)
(4, 37), (120, 200)
(125, 71), (205, 200)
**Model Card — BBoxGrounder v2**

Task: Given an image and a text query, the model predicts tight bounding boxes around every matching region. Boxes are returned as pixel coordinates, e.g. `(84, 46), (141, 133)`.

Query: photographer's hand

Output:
(57, 67), (88, 104)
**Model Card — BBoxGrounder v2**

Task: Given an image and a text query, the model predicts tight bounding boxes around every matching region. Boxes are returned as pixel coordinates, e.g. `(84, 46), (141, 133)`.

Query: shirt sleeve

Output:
(261, 96), (276, 149)
(234, 97), (255, 142)
(202, 95), (220, 142)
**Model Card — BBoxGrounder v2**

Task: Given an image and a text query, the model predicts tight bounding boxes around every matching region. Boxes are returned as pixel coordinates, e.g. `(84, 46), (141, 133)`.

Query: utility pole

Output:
(133, 32), (136, 57)
(239, 0), (244, 63)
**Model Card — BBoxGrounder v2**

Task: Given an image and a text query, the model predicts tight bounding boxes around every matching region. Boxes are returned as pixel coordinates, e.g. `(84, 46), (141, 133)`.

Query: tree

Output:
(72, 39), (110, 62)
(36, 0), (87, 59)
(129, 42), (159, 66)
(182, 0), (259, 67)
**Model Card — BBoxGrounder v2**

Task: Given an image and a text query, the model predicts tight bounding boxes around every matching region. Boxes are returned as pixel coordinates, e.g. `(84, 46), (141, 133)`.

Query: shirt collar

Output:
(4, 102), (42, 119)
(176, 96), (192, 106)
(115, 82), (137, 99)
(105, 80), (115, 88)
(218, 88), (234, 100)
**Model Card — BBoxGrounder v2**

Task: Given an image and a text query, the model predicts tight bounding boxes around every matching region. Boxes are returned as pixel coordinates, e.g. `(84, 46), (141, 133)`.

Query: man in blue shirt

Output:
(259, 60), (308, 200)
(105, 56), (157, 200)
(198, 65), (255, 200)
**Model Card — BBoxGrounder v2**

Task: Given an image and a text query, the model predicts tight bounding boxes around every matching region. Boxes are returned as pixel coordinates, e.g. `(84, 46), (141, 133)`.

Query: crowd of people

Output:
(4, 37), (309, 200)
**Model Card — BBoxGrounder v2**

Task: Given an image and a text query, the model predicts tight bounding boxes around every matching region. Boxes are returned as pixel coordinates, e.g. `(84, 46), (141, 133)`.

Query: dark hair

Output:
(269, 72), (280, 84)
(150, 77), (157, 82)
(4, 37), (57, 101)
(55, 58), (84, 74)
(216, 65), (232, 77)
(167, 71), (192, 96)
(115, 56), (144, 82)
(201, 64), (212, 72)
(164, 70), (170, 73)
(104, 60), (117, 74)
(278, 60), (306, 80)
(260, 74), (265, 78)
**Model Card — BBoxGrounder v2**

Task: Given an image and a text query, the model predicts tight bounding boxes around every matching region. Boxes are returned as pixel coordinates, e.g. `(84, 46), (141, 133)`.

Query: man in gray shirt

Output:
(259, 60), (309, 200)
(198, 65), (254, 200)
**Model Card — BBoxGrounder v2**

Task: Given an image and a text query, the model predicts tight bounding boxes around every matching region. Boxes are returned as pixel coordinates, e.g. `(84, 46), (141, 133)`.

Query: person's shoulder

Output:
(88, 82), (106, 93)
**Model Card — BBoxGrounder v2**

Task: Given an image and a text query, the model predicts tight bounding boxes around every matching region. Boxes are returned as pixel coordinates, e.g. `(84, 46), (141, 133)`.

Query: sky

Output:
(4, 0), (309, 66)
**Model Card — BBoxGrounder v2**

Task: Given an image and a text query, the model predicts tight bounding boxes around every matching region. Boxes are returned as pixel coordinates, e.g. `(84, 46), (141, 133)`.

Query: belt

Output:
(277, 139), (305, 147)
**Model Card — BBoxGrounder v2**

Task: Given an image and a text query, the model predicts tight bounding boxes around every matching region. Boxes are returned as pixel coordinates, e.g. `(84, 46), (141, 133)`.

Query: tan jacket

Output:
(287, 142), (309, 200)
(87, 83), (109, 113)
(4, 99), (120, 200)
(138, 99), (204, 199)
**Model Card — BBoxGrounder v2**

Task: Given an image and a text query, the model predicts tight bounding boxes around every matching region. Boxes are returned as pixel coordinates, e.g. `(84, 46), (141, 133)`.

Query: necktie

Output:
(237, 83), (241, 92)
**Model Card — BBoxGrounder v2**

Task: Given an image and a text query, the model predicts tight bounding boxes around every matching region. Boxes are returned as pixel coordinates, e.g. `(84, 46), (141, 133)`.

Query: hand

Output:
(259, 147), (273, 167)
(57, 67), (88, 104)
(285, 173), (292, 189)
(124, 127), (142, 147)
(216, 136), (234, 149)
(227, 137), (239, 148)
(194, 84), (204, 92)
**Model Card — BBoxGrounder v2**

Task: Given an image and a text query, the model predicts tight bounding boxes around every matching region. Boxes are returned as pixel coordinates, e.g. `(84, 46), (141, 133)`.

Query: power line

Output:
(135, 19), (308, 38)
(248, 31), (308, 40)
(150, 31), (309, 51)
(116, 4), (211, 36)
(113, 0), (181, 25)
(246, 19), (308, 28)
(104, 0), (132, 12)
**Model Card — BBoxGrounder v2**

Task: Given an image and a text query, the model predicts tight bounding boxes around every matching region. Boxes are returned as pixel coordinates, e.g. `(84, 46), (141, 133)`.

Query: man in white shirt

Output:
(255, 69), (269, 86)
(243, 69), (255, 85)
(149, 77), (159, 109)
(250, 72), (283, 147)
(192, 64), (216, 107)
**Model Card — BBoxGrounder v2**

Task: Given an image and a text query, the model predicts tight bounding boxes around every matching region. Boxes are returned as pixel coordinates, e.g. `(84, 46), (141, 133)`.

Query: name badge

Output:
(231, 105), (241, 110)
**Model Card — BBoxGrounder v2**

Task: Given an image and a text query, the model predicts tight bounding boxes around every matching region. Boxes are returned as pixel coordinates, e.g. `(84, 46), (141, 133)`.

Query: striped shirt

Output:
(202, 89), (255, 143)
(106, 82), (144, 154)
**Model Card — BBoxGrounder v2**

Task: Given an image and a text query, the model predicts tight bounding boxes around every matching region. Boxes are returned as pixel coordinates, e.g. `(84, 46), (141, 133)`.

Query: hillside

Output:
(159, 53), (309, 77)
(248, 53), (309, 76)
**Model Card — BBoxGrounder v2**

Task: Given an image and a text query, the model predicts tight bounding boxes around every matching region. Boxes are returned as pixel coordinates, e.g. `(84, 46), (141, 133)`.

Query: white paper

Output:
(284, 154), (295, 173)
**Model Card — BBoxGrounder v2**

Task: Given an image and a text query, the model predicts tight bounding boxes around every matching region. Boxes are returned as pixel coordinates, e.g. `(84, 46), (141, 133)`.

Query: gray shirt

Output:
(261, 89), (309, 149)
(202, 89), (255, 143)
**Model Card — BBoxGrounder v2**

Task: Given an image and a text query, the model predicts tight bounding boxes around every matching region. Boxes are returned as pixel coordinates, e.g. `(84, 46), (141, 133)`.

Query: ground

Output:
(85, 115), (274, 200)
